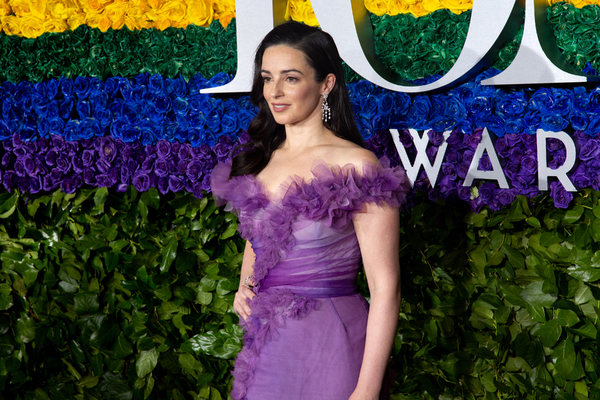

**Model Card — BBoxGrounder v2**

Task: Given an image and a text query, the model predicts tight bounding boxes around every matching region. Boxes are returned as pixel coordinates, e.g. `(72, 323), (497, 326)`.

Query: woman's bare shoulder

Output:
(324, 139), (378, 168)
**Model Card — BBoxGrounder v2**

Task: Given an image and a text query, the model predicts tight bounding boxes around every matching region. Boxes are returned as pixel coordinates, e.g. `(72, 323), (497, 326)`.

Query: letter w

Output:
(390, 129), (450, 187)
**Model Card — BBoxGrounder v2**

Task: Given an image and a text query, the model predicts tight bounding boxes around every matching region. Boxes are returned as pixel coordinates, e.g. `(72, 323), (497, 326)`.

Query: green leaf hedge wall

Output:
(2, 187), (600, 399)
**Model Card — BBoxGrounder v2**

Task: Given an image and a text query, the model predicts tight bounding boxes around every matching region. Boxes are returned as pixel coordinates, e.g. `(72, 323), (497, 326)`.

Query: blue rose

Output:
(573, 86), (590, 111)
(570, 110), (589, 131)
(540, 113), (568, 132)
(165, 76), (187, 97)
(121, 125), (140, 143)
(531, 87), (554, 112)
(188, 73), (209, 93)
(60, 78), (74, 97)
(237, 109), (255, 130)
(207, 73), (231, 89)
(405, 95), (432, 129)
(73, 76), (91, 99)
(59, 97), (74, 119)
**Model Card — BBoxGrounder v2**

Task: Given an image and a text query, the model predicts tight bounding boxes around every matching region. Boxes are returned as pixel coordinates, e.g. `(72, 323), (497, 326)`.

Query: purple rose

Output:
(427, 130), (445, 146)
(478, 154), (492, 171)
(521, 155), (537, 174)
(83, 168), (96, 185)
(55, 157), (71, 173)
(168, 176), (184, 192)
(579, 137), (600, 161)
(131, 171), (150, 192)
(71, 155), (84, 174)
(99, 137), (117, 162)
(478, 183), (496, 204)
(96, 174), (113, 187)
(549, 181), (573, 209)
(154, 159), (170, 177)
(464, 130), (482, 149)
(156, 139), (171, 159)
(186, 160), (203, 182)
(157, 176), (169, 194)
(61, 178), (77, 194)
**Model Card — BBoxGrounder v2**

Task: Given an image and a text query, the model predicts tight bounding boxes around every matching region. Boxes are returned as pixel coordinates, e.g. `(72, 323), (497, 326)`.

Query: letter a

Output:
(464, 128), (509, 188)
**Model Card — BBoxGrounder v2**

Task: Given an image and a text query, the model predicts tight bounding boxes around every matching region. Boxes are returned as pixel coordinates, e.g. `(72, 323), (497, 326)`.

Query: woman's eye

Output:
(262, 76), (272, 82)
(286, 77), (297, 82)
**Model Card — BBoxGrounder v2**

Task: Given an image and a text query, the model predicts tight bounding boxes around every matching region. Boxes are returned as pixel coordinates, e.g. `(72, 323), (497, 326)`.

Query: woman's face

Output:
(260, 45), (332, 127)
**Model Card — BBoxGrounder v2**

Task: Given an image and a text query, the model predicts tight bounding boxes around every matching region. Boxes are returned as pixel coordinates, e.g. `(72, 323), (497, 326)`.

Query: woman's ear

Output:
(322, 73), (336, 95)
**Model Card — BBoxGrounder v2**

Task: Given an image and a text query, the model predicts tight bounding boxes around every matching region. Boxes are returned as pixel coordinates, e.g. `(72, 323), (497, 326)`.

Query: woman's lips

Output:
(271, 103), (290, 112)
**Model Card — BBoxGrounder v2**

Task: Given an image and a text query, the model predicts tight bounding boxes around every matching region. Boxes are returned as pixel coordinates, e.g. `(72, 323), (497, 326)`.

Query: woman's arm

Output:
(233, 240), (257, 321)
(350, 202), (401, 400)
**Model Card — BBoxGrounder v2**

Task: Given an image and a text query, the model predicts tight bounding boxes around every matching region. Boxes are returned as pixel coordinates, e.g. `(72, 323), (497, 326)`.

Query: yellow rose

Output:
(187, 0), (213, 27)
(162, 0), (187, 23)
(403, 0), (420, 5)
(20, 16), (44, 38)
(27, 0), (47, 18)
(440, 0), (471, 14)
(46, 0), (74, 20)
(104, 2), (127, 24)
(0, 0), (13, 17)
(10, 0), (31, 16)
(111, 17), (125, 30)
(288, 0), (318, 26)
(387, 0), (410, 15)
(408, 3), (428, 17)
(43, 17), (68, 33)
(214, 0), (235, 28)
(97, 15), (111, 31)
(364, 0), (389, 16)
(422, 0), (443, 13)
(155, 17), (172, 30)
(67, 12), (87, 30)
(1, 15), (21, 35)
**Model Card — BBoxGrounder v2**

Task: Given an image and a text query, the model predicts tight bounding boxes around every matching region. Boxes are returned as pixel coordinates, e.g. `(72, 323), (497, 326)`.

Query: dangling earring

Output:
(321, 94), (331, 123)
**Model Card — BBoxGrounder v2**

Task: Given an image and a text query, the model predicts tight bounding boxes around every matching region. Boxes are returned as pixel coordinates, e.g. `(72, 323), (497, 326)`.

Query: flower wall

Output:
(2, 1), (600, 399)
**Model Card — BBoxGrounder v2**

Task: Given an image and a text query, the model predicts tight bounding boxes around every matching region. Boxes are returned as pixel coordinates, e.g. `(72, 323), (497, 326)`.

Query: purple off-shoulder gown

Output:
(210, 158), (410, 400)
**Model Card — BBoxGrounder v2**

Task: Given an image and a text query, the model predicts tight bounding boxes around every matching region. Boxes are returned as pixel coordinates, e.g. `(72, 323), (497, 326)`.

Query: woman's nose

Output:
(271, 79), (283, 97)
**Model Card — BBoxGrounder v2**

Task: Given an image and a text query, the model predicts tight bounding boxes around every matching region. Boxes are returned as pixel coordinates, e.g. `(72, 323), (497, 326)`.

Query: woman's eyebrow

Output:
(260, 69), (305, 75)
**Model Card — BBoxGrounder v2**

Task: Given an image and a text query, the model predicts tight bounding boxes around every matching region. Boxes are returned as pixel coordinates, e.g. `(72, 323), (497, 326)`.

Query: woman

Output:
(211, 21), (410, 400)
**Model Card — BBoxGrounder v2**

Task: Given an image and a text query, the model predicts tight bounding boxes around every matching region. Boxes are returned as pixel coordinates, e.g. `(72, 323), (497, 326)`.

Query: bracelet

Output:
(244, 275), (255, 289)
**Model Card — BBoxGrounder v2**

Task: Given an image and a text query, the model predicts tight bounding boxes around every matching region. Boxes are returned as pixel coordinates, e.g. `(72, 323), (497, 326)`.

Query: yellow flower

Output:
(187, 0), (213, 27)
(26, 0), (47, 18)
(97, 15), (111, 31)
(1, 15), (21, 35)
(422, 0), (443, 13)
(408, 3), (428, 17)
(20, 15), (44, 37)
(287, 0), (318, 26)
(387, 0), (410, 15)
(67, 11), (86, 30)
(364, 0), (389, 16)
(440, 0), (472, 14)
(0, 0), (13, 17)
(46, 0), (76, 20)
(160, 0), (187, 23)
(43, 17), (68, 33)
(214, 0), (235, 28)
(10, 0), (32, 16)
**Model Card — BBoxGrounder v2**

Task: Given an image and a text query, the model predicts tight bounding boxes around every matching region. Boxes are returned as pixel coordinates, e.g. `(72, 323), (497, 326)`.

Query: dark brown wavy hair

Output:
(230, 21), (365, 177)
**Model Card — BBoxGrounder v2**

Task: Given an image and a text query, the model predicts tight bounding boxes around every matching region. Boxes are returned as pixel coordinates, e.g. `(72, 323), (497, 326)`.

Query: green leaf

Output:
(141, 188), (160, 210)
(196, 291), (213, 305)
(113, 333), (134, 359)
(556, 309), (579, 328)
(552, 339), (576, 379)
(182, 330), (242, 359)
(94, 187), (109, 206)
(563, 205), (584, 224)
(15, 313), (36, 344)
(136, 348), (159, 378)
(159, 236), (178, 274)
(520, 281), (557, 307)
(74, 293), (100, 314)
(538, 320), (562, 347)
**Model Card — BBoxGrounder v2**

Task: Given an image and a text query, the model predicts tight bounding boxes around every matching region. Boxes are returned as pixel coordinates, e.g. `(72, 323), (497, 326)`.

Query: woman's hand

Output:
(233, 285), (256, 321)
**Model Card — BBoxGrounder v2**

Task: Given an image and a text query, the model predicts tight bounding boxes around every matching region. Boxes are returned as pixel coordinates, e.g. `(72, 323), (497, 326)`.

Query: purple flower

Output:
(549, 181), (573, 209)
(96, 174), (113, 187)
(99, 137), (117, 162)
(186, 160), (203, 182)
(168, 176), (184, 192)
(156, 139), (171, 159)
(55, 157), (71, 173)
(427, 130), (445, 146)
(132, 172), (151, 192)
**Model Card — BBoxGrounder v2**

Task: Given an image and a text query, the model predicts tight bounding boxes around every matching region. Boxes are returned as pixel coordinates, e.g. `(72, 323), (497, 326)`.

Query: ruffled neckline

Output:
(211, 156), (410, 211)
